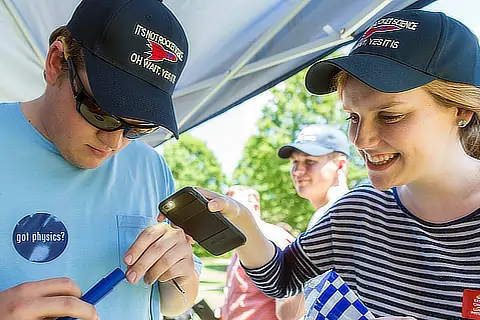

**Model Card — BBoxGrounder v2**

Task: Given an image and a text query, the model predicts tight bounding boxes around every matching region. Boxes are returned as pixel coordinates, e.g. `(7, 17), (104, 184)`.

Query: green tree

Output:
(162, 133), (227, 192)
(233, 69), (368, 234)
(162, 133), (228, 257)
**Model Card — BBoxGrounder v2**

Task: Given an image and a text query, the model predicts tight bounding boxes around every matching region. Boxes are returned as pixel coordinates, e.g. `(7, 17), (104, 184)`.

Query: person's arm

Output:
(275, 293), (305, 320)
(196, 188), (319, 299)
(267, 228), (305, 320)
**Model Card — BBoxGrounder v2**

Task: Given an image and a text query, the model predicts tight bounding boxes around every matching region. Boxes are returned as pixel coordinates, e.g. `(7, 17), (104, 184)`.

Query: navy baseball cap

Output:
(305, 9), (480, 95)
(278, 125), (350, 159)
(67, 0), (188, 138)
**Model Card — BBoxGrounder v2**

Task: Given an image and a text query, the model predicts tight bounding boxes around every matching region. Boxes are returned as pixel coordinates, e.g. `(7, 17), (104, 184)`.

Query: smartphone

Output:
(192, 299), (217, 320)
(158, 186), (246, 256)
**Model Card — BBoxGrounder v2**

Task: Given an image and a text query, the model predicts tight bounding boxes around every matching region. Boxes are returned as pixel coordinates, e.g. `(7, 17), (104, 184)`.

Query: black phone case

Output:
(159, 186), (246, 256)
(192, 299), (216, 320)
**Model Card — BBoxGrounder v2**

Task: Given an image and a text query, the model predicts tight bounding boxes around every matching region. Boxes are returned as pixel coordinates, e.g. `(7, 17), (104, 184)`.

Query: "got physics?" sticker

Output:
(12, 212), (68, 263)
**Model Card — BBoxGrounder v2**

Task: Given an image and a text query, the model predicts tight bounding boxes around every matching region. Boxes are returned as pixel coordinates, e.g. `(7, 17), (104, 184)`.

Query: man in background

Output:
(278, 124), (350, 230)
(220, 185), (305, 320)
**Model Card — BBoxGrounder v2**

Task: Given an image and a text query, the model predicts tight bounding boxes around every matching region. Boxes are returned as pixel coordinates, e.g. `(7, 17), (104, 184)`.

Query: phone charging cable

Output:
(172, 279), (194, 319)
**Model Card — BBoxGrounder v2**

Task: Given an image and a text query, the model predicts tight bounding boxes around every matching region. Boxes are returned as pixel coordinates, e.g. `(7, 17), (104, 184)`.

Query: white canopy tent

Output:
(0, 0), (435, 146)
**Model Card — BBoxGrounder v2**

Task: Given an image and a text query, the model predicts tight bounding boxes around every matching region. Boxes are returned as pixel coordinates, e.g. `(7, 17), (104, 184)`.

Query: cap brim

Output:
(305, 54), (437, 95)
(278, 143), (333, 159)
(84, 50), (179, 138)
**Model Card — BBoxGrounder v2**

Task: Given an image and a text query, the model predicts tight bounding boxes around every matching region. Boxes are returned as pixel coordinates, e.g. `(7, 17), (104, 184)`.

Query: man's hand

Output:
(0, 278), (98, 320)
(123, 222), (196, 286)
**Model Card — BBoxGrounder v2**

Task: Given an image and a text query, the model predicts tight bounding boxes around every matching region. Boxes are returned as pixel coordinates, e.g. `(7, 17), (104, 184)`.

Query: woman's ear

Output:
(456, 108), (475, 125)
(44, 40), (65, 85)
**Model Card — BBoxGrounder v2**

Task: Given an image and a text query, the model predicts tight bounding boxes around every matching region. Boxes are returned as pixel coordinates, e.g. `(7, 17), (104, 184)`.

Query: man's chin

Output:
(65, 155), (108, 169)
(295, 187), (310, 199)
(77, 162), (104, 169)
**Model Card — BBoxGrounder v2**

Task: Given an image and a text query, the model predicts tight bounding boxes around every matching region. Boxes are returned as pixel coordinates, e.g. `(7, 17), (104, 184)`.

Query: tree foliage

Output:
(162, 133), (228, 257)
(162, 133), (227, 192)
(232, 69), (368, 234)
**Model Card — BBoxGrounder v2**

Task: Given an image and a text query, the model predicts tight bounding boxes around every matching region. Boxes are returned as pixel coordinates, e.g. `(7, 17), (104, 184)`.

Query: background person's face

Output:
(45, 69), (131, 169)
(342, 76), (459, 190)
(289, 150), (338, 204)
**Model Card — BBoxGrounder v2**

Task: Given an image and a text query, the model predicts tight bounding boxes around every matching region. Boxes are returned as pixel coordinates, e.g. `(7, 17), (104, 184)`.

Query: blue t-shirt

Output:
(0, 102), (198, 319)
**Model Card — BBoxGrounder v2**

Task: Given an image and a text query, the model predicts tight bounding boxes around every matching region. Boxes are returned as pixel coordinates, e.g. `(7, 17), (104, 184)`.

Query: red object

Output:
(221, 223), (295, 320)
(146, 40), (178, 62)
(462, 289), (480, 319)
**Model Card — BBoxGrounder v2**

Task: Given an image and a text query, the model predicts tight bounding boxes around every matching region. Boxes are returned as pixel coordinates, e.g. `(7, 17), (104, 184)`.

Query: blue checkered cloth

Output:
(304, 270), (375, 320)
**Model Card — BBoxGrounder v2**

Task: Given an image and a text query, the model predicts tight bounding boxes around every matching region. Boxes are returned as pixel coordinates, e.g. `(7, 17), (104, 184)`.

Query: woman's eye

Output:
(346, 114), (359, 124)
(380, 114), (404, 123)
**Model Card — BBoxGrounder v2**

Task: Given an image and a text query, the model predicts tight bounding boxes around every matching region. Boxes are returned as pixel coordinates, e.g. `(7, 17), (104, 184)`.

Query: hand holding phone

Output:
(159, 186), (246, 256)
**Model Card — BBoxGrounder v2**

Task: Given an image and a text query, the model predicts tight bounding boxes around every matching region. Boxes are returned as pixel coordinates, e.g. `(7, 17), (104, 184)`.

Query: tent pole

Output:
(342, 0), (394, 37)
(173, 0), (397, 102)
(173, 36), (352, 100)
(177, 0), (314, 129)
(2, 0), (45, 67)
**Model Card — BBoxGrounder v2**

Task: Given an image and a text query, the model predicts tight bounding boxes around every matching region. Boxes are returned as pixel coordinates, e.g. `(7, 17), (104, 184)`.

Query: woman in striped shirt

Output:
(200, 9), (480, 320)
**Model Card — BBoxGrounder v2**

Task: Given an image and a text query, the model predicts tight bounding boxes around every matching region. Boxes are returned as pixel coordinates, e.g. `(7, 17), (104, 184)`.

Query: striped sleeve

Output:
(243, 185), (480, 319)
(243, 206), (336, 298)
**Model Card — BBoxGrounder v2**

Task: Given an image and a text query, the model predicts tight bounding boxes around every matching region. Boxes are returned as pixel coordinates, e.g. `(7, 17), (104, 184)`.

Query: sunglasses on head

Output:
(67, 58), (160, 139)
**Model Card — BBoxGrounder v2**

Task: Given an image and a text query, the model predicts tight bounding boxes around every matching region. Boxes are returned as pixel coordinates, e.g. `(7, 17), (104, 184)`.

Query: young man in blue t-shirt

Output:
(0, 0), (200, 319)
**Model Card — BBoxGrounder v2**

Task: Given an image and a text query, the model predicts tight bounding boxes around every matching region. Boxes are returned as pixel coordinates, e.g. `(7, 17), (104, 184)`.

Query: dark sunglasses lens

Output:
(78, 103), (122, 130)
(124, 126), (160, 139)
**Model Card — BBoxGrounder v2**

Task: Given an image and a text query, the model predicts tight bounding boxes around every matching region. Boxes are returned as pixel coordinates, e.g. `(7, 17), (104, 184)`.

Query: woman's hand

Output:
(195, 187), (277, 268)
(196, 187), (254, 229)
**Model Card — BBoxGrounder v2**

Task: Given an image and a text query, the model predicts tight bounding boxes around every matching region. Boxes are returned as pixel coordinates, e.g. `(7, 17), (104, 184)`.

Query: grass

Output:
(196, 257), (230, 311)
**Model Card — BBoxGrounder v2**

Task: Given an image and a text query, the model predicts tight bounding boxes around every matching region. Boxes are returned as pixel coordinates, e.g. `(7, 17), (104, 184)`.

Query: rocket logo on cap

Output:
(129, 23), (185, 85)
(146, 40), (178, 63)
(352, 17), (420, 51)
(360, 25), (401, 41)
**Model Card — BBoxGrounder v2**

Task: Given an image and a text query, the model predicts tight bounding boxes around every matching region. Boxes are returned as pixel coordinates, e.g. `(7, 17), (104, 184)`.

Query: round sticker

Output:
(12, 212), (68, 263)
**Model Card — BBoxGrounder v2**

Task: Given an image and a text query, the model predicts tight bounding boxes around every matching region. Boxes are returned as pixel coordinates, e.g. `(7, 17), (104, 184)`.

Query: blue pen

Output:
(57, 268), (126, 320)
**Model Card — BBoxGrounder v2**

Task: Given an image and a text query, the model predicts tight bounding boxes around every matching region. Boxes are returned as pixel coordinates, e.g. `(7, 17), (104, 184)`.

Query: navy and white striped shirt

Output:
(245, 185), (480, 319)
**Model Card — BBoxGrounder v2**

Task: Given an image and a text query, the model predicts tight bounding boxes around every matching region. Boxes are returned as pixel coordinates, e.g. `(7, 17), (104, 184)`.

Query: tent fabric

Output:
(0, 0), (434, 146)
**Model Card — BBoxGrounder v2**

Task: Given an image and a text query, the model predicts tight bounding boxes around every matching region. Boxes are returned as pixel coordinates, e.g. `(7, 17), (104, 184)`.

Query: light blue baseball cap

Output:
(278, 124), (350, 158)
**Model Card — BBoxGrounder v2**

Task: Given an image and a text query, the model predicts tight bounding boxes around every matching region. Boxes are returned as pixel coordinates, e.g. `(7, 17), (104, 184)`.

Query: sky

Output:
(159, 0), (480, 179)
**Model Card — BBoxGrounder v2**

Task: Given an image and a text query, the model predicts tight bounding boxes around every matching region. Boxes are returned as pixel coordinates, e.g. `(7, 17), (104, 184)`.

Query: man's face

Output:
(289, 150), (339, 204)
(45, 68), (131, 169)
